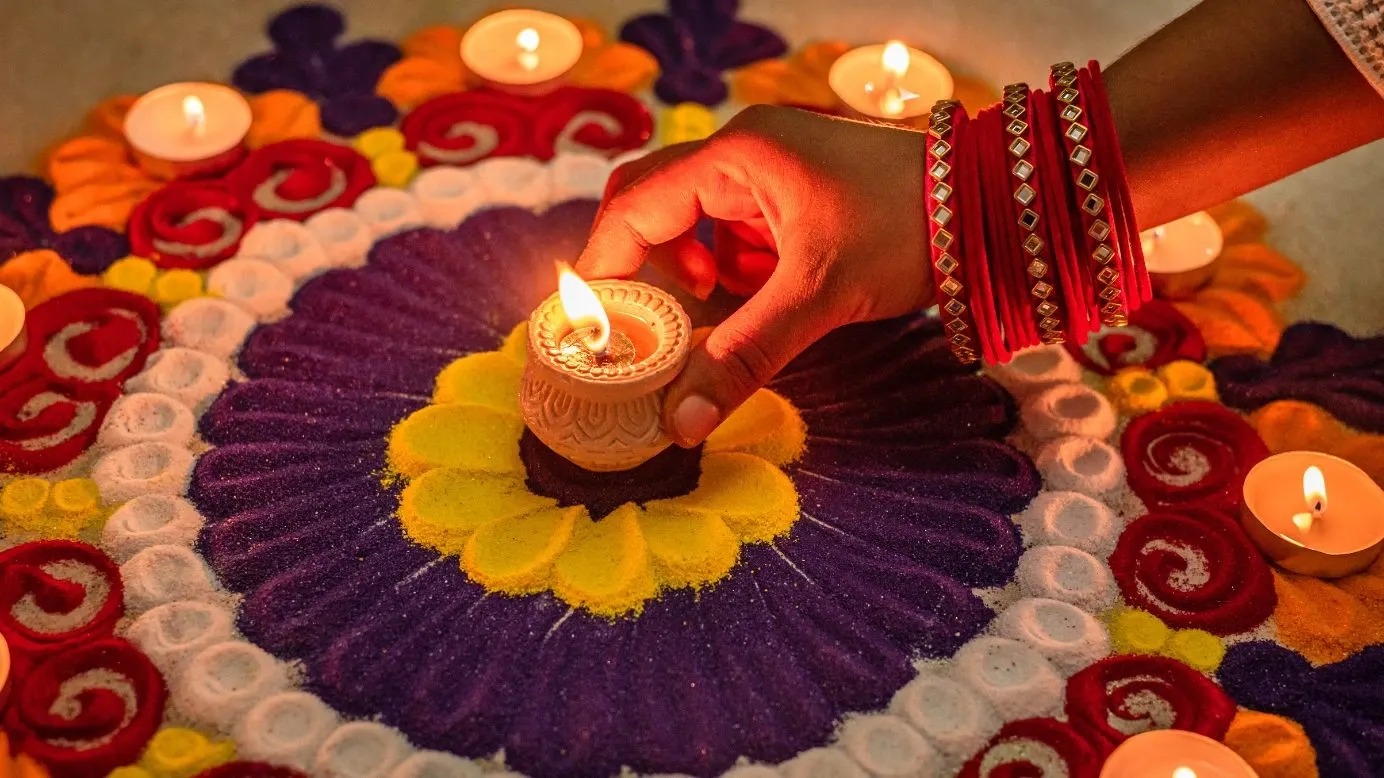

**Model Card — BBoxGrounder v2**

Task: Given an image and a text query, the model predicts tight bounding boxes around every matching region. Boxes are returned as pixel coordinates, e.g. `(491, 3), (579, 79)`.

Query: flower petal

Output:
(1223, 710), (1319, 778)
(52, 226), (128, 275)
(432, 351), (524, 410)
(569, 42), (660, 93)
(247, 90), (323, 149)
(267, 3), (345, 53)
(704, 388), (805, 465)
(638, 506), (739, 589)
(0, 175), (56, 259)
(711, 21), (788, 70)
(388, 403), (524, 478)
(619, 15), (687, 71)
(233, 52), (317, 96)
(464, 505), (585, 594)
(328, 40), (403, 97)
(399, 469), (556, 557)
(320, 94), (399, 137)
(553, 503), (656, 616)
(1176, 288), (1284, 357)
(376, 57), (467, 111)
(400, 25), (464, 61)
(83, 95), (139, 139)
(1208, 199), (1268, 245)
(1213, 243), (1305, 302)
(649, 452), (797, 542)
(0, 249), (99, 308)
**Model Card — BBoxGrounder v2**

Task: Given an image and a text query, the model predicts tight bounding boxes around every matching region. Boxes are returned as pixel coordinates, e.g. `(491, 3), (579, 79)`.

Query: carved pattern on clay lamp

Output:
(520, 280), (690, 471)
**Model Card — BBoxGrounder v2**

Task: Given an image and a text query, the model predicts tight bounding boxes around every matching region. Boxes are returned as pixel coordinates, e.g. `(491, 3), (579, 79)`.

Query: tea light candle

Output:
(1099, 730), (1255, 778)
(460, 10), (583, 94)
(1140, 212), (1223, 298)
(828, 41), (953, 120)
(0, 284), (26, 372)
(520, 264), (690, 471)
(124, 83), (251, 180)
(1241, 451), (1384, 577)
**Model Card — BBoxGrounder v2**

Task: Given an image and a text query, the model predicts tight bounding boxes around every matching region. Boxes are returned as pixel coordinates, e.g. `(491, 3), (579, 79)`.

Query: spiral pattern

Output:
(1121, 400), (1269, 513)
(225, 139), (376, 222)
(127, 181), (260, 269)
(957, 718), (1101, 778)
(1067, 300), (1206, 376)
(0, 540), (122, 664)
(1064, 654), (1236, 752)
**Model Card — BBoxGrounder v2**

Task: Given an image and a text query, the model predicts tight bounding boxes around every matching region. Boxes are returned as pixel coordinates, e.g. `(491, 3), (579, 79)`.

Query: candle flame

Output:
(882, 41), (910, 78)
(182, 95), (207, 138)
(556, 262), (610, 353)
(517, 27), (541, 72)
(1172, 768), (1197, 778)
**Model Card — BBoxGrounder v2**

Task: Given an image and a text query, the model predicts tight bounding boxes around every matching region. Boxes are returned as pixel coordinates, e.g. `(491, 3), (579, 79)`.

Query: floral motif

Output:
(42, 96), (165, 234)
(0, 251), (98, 309)
(1165, 201), (1305, 357)
(1120, 400), (1269, 513)
(1251, 400), (1384, 490)
(1270, 546), (1384, 665)
(127, 181), (260, 269)
(1213, 322), (1384, 434)
(0, 176), (128, 274)
(1222, 710), (1319, 778)
(1220, 641), (1384, 778)
(231, 4), (401, 137)
(619, 0), (788, 106)
(223, 139), (375, 222)
(1064, 655), (1236, 754)
(0, 541), (122, 671)
(958, 718), (1101, 778)
(376, 19), (658, 110)
(190, 200), (1037, 776)
(1067, 299), (1206, 376)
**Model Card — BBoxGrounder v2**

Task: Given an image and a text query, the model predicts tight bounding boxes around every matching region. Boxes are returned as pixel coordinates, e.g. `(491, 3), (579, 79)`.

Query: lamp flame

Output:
(556, 262), (610, 353)
(873, 41), (911, 118)
(517, 27), (541, 72)
(882, 41), (910, 78)
(1290, 464), (1329, 534)
(182, 95), (207, 137)
(1172, 768), (1197, 778)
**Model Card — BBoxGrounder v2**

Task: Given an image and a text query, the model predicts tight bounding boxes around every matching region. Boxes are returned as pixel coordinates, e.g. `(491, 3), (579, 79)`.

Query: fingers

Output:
(662, 271), (842, 447)
(647, 232), (718, 300)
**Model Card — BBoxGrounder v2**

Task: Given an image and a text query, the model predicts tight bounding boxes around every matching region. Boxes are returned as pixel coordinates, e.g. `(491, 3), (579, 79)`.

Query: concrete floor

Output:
(2, 0), (1381, 332)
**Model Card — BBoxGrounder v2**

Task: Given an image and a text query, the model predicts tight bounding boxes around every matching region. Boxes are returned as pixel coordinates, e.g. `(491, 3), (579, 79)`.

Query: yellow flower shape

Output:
(387, 323), (806, 617)
(0, 477), (106, 539)
(377, 18), (659, 111)
(108, 727), (235, 778)
(1104, 608), (1226, 672)
(1104, 360), (1217, 416)
(102, 257), (208, 310)
(1167, 201), (1306, 358)
(352, 128), (419, 188)
(729, 41), (1000, 121)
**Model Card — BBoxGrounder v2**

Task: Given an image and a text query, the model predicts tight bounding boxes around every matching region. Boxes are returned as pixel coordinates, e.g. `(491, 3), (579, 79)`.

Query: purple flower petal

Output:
(268, 3), (345, 54)
(654, 67), (730, 106)
(232, 51), (319, 97)
(0, 175), (55, 260)
(51, 225), (128, 275)
(320, 94), (399, 137)
(670, 0), (739, 49)
(619, 15), (691, 72)
(327, 40), (403, 97)
(191, 440), (385, 515)
(710, 21), (788, 70)
(199, 380), (425, 446)
(239, 317), (460, 394)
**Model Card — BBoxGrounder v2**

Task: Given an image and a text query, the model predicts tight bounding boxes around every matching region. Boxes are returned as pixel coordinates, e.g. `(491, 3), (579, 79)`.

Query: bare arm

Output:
(1107, 0), (1384, 228)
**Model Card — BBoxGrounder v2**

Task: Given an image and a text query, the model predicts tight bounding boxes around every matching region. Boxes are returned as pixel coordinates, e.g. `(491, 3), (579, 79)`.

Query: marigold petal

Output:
(570, 43), (659, 93)
(639, 505), (739, 589)
(704, 389), (806, 465)
(553, 503), (656, 616)
(0, 249), (99, 308)
(1175, 289), (1283, 358)
(388, 403), (524, 478)
(1249, 401), (1384, 487)
(47, 135), (134, 192)
(246, 90), (322, 150)
(501, 322), (528, 366)
(1213, 243), (1305, 302)
(432, 351), (524, 410)
(1208, 199), (1268, 245)
(649, 452), (798, 542)
(51, 178), (161, 232)
(399, 469), (556, 556)
(1223, 710), (1319, 778)
(463, 505), (584, 594)
(400, 25), (464, 61)
(377, 57), (467, 111)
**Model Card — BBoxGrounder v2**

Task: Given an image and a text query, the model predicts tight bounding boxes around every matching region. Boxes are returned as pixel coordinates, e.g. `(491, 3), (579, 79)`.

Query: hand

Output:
(575, 105), (934, 447)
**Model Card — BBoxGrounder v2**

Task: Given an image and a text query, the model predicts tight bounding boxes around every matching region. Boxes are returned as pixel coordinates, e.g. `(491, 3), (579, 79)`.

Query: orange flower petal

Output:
(0, 250), (99, 309)
(1212, 243), (1305, 303)
(378, 58), (469, 110)
(1273, 556), (1384, 664)
(1208, 199), (1268, 245)
(731, 58), (839, 109)
(570, 42), (659, 93)
(246, 90), (322, 149)
(1175, 287), (1283, 357)
(1223, 710), (1318, 778)
(401, 25), (464, 61)
(84, 94), (139, 138)
(47, 136), (136, 193)
(50, 177), (161, 232)
(571, 18), (609, 49)
(797, 41), (851, 75)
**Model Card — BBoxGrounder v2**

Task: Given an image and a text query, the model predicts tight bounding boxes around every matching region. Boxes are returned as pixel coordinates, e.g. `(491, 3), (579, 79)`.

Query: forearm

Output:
(1105, 0), (1384, 228)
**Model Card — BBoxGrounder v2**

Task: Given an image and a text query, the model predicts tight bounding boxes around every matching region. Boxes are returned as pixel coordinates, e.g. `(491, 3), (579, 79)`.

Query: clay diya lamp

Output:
(1241, 450), (1384, 578)
(1141, 212), (1223, 300)
(520, 265), (691, 471)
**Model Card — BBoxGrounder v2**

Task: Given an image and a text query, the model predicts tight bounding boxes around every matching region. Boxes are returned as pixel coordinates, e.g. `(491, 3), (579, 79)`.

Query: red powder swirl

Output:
(0, 541), (123, 672)
(532, 87), (653, 160)
(958, 718), (1102, 778)
(225, 139), (376, 221)
(4, 638), (165, 778)
(0, 376), (119, 473)
(1121, 400), (1269, 513)
(22, 288), (162, 389)
(402, 90), (535, 167)
(128, 180), (261, 269)
(1065, 655), (1236, 754)
(1067, 299), (1206, 375)
(194, 764), (309, 778)
(1109, 507), (1275, 634)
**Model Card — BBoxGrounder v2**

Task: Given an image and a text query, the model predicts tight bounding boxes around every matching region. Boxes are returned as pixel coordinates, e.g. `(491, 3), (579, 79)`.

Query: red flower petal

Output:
(225, 139), (376, 221)
(19, 288), (162, 389)
(1109, 507), (1276, 634)
(1121, 400), (1268, 513)
(959, 718), (1102, 778)
(128, 180), (261, 269)
(532, 87), (653, 161)
(402, 90), (536, 167)
(1068, 299), (1206, 376)
(1065, 655), (1236, 754)
(0, 375), (119, 473)
(0, 541), (123, 672)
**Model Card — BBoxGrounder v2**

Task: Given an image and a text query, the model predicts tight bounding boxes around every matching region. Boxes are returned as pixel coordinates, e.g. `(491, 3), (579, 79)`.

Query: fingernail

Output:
(673, 394), (720, 446)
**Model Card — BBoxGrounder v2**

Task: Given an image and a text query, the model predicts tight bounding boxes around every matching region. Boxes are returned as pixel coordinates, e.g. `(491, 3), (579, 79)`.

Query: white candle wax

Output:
(461, 10), (583, 88)
(1140, 211), (1224, 275)
(828, 42), (953, 120)
(124, 82), (251, 163)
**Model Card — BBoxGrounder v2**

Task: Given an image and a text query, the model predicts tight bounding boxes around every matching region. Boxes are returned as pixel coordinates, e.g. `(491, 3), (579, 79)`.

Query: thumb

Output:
(662, 272), (838, 447)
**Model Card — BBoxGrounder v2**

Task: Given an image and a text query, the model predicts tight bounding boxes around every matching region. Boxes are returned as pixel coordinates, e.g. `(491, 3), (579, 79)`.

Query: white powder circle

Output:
(952, 637), (1063, 722)
(237, 218), (331, 281)
(162, 297), (256, 359)
(354, 187), (425, 239)
(236, 691), (340, 770)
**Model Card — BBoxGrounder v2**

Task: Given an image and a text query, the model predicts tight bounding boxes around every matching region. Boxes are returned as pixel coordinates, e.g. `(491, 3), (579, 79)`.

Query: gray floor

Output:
(2, 0), (1381, 333)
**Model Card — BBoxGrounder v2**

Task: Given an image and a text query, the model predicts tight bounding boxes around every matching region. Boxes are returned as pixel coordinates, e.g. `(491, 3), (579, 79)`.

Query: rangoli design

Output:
(0, 3), (1374, 778)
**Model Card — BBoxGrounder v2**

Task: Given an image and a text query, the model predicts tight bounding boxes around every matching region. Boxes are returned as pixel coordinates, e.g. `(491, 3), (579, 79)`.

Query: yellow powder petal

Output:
(139, 727), (236, 778)
(1155, 360), (1218, 404)
(704, 389), (806, 466)
(660, 103), (718, 146)
(553, 503), (656, 616)
(352, 127), (407, 160)
(501, 322), (529, 366)
(464, 505), (585, 594)
(1223, 710), (1318, 778)
(433, 352), (524, 411)
(639, 505), (739, 590)
(399, 469), (555, 556)
(1106, 608), (1171, 655)
(0, 250), (99, 309)
(372, 150), (420, 189)
(1165, 629), (1225, 672)
(151, 269), (206, 310)
(1105, 367), (1168, 416)
(651, 452), (798, 542)
(1, 478), (50, 520)
(103, 256), (159, 296)
(387, 403), (524, 478)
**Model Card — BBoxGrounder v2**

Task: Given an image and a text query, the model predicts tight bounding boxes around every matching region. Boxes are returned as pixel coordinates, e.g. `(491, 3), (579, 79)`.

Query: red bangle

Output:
(1028, 86), (1093, 342)
(924, 99), (980, 365)
(1085, 61), (1150, 306)
(977, 104), (1031, 352)
(953, 106), (1008, 364)
(1002, 83), (1066, 345)
(1050, 63), (1128, 327)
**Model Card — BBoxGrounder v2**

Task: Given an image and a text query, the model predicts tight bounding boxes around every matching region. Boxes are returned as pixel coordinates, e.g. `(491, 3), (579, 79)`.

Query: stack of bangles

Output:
(924, 60), (1151, 365)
